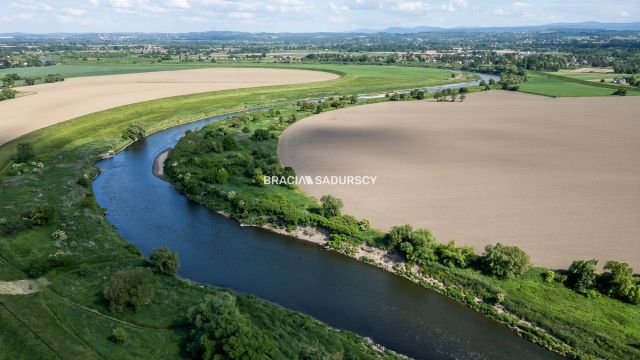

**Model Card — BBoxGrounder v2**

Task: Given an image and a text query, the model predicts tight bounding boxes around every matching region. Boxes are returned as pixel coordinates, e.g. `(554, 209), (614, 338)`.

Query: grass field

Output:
(553, 71), (635, 81)
(0, 64), (461, 359)
(518, 74), (631, 96)
(0, 64), (216, 79)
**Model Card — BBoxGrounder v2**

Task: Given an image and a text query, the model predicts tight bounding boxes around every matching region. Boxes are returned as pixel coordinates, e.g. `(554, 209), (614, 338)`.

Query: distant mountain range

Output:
(352, 21), (640, 34)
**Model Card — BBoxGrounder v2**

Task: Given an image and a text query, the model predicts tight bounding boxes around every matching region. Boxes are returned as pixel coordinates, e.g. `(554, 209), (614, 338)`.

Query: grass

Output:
(0, 64), (216, 80)
(553, 71), (635, 81)
(0, 64), (460, 359)
(518, 74), (634, 97)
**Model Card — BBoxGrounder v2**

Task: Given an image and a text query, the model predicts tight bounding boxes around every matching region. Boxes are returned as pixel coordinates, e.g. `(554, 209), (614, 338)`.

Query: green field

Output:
(553, 71), (635, 81)
(518, 74), (638, 97)
(0, 64), (220, 80)
(0, 65), (462, 360)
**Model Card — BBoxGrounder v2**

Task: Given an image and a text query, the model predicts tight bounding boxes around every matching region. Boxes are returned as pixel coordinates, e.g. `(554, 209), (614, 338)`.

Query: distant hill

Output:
(353, 21), (640, 34)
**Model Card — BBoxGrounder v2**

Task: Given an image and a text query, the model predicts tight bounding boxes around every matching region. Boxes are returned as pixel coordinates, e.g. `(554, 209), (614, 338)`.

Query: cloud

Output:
(10, 1), (52, 11)
(393, 1), (434, 13)
(620, 10), (629, 17)
(166, 0), (191, 8)
(64, 8), (87, 16)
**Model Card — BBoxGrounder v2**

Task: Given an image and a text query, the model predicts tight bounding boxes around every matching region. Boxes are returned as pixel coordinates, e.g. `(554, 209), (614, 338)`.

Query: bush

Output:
(481, 243), (531, 278)
(149, 246), (180, 275)
(0, 86), (16, 101)
(222, 135), (238, 151)
(77, 176), (90, 188)
(599, 261), (640, 304)
(319, 195), (343, 218)
(103, 268), (156, 313)
(186, 292), (274, 359)
(15, 143), (35, 163)
(437, 240), (475, 268)
(44, 73), (64, 83)
(111, 327), (129, 344)
(50, 229), (68, 242)
(122, 123), (145, 141)
(250, 129), (270, 141)
(543, 270), (555, 283)
(567, 259), (598, 294)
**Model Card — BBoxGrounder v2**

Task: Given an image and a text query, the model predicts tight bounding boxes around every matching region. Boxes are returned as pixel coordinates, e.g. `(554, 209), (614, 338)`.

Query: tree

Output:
(567, 259), (598, 294)
(187, 292), (274, 360)
(149, 247), (180, 275)
(599, 261), (639, 304)
(481, 243), (530, 278)
(612, 88), (627, 96)
(250, 129), (270, 141)
(437, 240), (475, 268)
(320, 195), (343, 218)
(0, 86), (16, 101)
(103, 268), (156, 313)
(387, 224), (413, 248)
(111, 327), (129, 344)
(222, 135), (238, 151)
(459, 93), (467, 102)
(15, 142), (35, 163)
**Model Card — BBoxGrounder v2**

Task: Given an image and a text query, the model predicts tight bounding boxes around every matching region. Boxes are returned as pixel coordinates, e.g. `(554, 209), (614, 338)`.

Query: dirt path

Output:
(279, 91), (640, 269)
(0, 67), (338, 145)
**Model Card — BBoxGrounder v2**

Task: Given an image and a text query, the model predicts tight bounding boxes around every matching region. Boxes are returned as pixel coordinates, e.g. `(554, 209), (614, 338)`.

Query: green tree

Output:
(187, 292), (274, 360)
(320, 195), (343, 218)
(437, 240), (475, 268)
(149, 246), (180, 275)
(103, 268), (156, 313)
(599, 261), (639, 304)
(222, 135), (238, 151)
(111, 327), (129, 344)
(481, 243), (531, 278)
(387, 224), (413, 248)
(0, 86), (17, 101)
(567, 259), (598, 294)
(250, 129), (270, 141)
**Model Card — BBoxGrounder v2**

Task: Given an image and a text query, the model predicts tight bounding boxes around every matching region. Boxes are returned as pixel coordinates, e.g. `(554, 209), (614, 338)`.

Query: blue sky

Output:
(1, 0), (639, 33)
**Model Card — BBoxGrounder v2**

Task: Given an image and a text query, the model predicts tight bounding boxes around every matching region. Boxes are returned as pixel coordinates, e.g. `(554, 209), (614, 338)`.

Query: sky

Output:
(1, 0), (639, 33)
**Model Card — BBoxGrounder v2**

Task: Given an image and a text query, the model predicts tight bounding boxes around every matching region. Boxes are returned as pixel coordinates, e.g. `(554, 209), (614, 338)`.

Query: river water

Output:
(93, 75), (557, 360)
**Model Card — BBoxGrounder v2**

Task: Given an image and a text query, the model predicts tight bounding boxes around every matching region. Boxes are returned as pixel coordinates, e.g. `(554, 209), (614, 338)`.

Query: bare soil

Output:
(279, 91), (640, 269)
(0, 67), (337, 145)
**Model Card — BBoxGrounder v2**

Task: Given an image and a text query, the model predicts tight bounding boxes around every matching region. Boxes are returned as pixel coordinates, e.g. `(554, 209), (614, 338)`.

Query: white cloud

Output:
(10, 1), (52, 11)
(167, 0), (191, 8)
(64, 8), (87, 16)
(620, 10), (629, 17)
(229, 11), (254, 19)
(393, 1), (434, 13)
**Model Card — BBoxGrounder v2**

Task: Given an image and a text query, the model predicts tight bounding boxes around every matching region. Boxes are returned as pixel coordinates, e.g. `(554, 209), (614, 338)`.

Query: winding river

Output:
(93, 74), (557, 360)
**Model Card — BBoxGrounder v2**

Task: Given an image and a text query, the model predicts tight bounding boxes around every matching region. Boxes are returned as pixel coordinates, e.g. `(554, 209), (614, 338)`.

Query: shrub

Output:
(44, 73), (64, 83)
(124, 243), (143, 257)
(481, 243), (531, 279)
(50, 229), (68, 242)
(250, 129), (271, 141)
(149, 247), (180, 275)
(15, 143), (36, 163)
(543, 270), (555, 283)
(111, 327), (129, 344)
(437, 240), (475, 268)
(0, 86), (16, 101)
(567, 259), (598, 294)
(599, 261), (640, 304)
(77, 176), (90, 188)
(122, 123), (145, 141)
(222, 135), (238, 151)
(186, 292), (274, 359)
(103, 268), (156, 313)
(387, 224), (413, 248)
(319, 195), (343, 218)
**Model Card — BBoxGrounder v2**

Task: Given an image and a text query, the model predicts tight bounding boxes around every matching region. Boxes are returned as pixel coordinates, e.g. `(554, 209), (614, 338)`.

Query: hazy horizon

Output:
(1, 0), (639, 33)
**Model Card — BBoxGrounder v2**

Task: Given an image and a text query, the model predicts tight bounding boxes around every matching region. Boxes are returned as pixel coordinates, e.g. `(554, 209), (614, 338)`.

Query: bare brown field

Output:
(0, 67), (337, 145)
(280, 91), (640, 269)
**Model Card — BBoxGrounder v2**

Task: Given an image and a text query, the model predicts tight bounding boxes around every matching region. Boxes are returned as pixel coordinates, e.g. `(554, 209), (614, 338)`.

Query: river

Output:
(93, 75), (558, 360)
